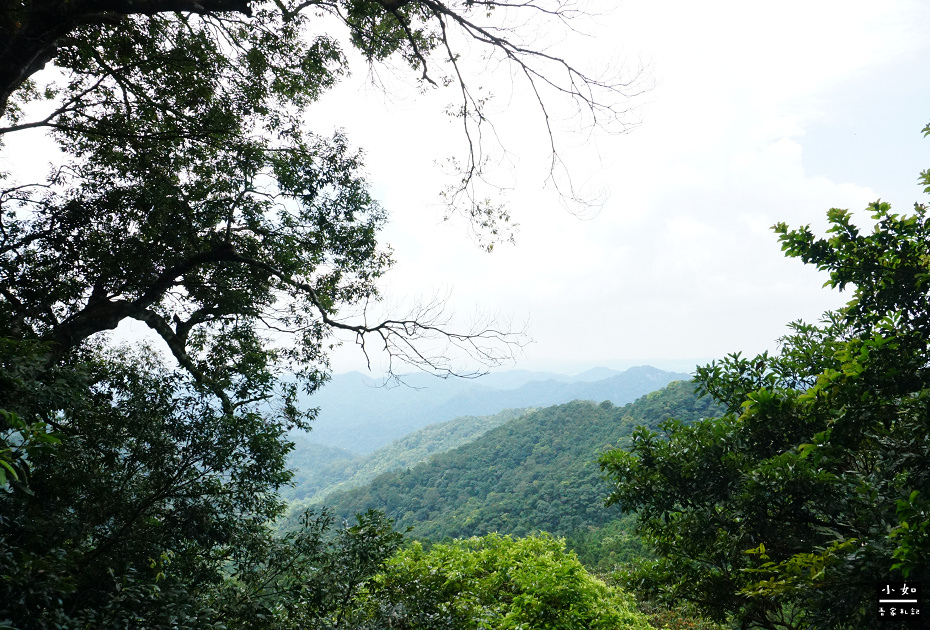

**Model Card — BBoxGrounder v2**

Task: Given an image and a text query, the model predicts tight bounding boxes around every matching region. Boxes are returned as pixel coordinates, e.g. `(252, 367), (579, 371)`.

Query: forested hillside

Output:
(285, 408), (530, 504)
(320, 380), (721, 542)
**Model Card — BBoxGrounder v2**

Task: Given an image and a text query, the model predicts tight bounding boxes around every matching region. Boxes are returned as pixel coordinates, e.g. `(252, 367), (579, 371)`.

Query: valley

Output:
(284, 368), (721, 572)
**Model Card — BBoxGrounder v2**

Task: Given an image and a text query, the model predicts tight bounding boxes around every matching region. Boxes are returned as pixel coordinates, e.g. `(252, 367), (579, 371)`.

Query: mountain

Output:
(296, 365), (691, 452)
(314, 380), (722, 542)
(286, 437), (361, 504)
(283, 408), (531, 505)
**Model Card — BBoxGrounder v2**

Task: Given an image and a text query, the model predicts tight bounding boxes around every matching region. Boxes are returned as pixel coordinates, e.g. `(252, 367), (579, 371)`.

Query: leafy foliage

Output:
(563, 514), (651, 574)
(3, 11), (387, 417)
(215, 508), (404, 630)
(0, 409), (59, 490)
(0, 343), (291, 627)
(602, 185), (930, 629)
(364, 533), (654, 630)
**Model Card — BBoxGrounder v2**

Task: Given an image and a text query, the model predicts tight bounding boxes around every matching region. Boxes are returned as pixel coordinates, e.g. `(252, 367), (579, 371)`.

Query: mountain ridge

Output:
(297, 365), (691, 452)
(310, 379), (723, 543)
(285, 407), (531, 505)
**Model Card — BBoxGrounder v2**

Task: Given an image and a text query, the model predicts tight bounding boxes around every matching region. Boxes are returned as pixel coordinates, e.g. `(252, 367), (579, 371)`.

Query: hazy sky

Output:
(312, 0), (930, 376)
(6, 0), (930, 379)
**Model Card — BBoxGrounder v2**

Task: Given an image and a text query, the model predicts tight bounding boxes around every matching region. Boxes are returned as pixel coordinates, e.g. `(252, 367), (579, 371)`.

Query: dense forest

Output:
(316, 381), (720, 542)
(285, 407), (531, 504)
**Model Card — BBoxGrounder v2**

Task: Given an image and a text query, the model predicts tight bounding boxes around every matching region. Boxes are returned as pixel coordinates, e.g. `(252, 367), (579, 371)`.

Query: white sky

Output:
(5, 0), (930, 378)
(311, 0), (930, 376)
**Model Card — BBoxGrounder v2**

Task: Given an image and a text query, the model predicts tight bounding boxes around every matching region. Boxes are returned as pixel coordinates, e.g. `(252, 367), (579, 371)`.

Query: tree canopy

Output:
(364, 533), (654, 630)
(0, 0), (642, 416)
(601, 145), (930, 630)
(0, 0), (639, 626)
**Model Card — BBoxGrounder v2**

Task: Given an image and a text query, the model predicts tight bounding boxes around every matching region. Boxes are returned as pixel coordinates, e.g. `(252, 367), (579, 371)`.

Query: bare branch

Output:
(224, 251), (526, 378)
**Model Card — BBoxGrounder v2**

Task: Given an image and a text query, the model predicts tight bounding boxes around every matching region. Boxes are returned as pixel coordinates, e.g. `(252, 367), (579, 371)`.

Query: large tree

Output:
(1, 1), (637, 626)
(601, 150), (930, 629)
(0, 0), (640, 412)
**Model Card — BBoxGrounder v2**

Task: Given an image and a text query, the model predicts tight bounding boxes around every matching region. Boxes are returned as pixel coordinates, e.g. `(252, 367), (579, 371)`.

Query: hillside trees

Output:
(319, 382), (722, 542)
(217, 508), (404, 629)
(601, 155), (930, 629)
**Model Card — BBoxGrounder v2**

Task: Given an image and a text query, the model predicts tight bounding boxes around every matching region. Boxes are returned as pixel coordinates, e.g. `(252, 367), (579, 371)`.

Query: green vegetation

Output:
(364, 533), (654, 630)
(1, 344), (297, 627)
(321, 381), (721, 542)
(224, 509), (405, 630)
(0, 0), (639, 627)
(286, 408), (530, 505)
(565, 514), (651, 573)
(285, 439), (361, 502)
(601, 160), (930, 629)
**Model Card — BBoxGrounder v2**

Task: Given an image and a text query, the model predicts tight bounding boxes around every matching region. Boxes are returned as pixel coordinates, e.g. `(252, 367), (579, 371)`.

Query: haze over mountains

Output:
(296, 365), (692, 453)
(284, 365), (696, 515)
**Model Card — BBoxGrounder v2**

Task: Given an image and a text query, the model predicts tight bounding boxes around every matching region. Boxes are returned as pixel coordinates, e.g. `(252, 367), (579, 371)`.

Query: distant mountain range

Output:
(295, 365), (692, 453)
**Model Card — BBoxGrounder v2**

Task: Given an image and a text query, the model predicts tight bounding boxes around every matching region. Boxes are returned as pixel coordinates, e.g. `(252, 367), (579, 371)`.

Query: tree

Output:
(0, 14), (504, 417)
(600, 149), (930, 629)
(363, 532), (654, 629)
(1, 1), (634, 626)
(0, 342), (404, 628)
(214, 508), (404, 630)
(0, 0), (641, 417)
(1, 343), (293, 628)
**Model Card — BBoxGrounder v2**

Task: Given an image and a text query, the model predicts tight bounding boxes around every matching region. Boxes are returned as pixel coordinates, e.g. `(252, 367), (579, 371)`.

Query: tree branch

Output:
(0, 0), (253, 115)
(48, 247), (234, 361)
(131, 307), (235, 414)
(223, 251), (524, 378)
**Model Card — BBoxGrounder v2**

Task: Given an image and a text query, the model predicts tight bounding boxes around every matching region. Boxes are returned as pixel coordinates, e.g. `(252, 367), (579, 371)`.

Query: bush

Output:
(365, 532), (653, 630)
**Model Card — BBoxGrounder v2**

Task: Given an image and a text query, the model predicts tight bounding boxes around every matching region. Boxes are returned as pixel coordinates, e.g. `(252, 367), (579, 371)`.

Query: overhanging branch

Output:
(131, 308), (235, 415)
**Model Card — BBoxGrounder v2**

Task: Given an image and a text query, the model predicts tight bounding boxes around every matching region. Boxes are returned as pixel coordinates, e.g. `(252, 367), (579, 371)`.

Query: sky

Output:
(5, 0), (930, 380)
(307, 0), (930, 377)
